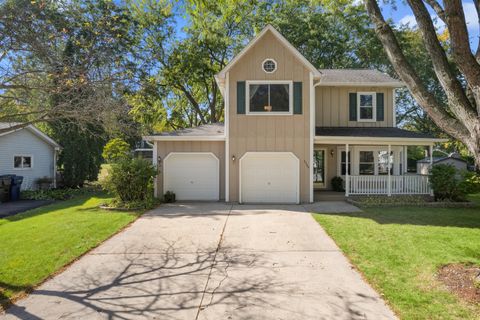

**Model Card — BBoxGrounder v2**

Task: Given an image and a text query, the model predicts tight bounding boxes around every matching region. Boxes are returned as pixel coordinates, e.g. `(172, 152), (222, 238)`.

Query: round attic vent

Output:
(262, 59), (277, 73)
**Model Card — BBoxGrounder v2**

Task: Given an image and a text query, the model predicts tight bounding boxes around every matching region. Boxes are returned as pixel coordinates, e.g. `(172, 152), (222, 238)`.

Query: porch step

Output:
(314, 191), (346, 202)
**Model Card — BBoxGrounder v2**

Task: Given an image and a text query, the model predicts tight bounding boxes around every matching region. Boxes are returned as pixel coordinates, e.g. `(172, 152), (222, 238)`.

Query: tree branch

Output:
(365, 0), (470, 141)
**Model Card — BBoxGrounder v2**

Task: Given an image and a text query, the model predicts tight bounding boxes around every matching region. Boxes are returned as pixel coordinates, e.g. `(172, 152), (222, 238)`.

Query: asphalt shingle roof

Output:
(153, 123), (225, 136)
(315, 127), (435, 139)
(318, 69), (403, 86)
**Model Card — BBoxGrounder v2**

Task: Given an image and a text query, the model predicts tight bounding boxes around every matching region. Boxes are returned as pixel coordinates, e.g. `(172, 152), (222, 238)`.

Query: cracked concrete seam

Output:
(195, 204), (233, 319)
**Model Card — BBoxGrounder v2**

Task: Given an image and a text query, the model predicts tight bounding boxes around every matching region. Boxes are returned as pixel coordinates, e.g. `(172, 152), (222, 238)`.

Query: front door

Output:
(313, 149), (326, 189)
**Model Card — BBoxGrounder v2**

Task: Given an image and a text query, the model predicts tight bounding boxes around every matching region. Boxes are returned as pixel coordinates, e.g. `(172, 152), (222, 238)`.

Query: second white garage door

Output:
(164, 152), (219, 201)
(240, 152), (299, 204)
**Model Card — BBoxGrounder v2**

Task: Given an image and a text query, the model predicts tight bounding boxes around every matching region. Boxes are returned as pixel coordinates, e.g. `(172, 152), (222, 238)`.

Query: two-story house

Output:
(145, 25), (444, 203)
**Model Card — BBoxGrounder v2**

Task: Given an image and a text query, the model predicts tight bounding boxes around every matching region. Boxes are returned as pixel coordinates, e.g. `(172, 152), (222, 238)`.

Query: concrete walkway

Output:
(1, 203), (396, 320)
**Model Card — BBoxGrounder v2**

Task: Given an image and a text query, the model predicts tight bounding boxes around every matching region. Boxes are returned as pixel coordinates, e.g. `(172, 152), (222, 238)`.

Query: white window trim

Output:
(13, 154), (33, 170)
(337, 146), (401, 176)
(357, 92), (376, 122)
(262, 58), (277, 74)
(246, 80), (293, 115)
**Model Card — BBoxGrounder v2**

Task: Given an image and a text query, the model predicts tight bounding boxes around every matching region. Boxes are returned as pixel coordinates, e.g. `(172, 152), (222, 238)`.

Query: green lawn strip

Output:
(313, 195), (480, 320)
(0, 193), (141, 306)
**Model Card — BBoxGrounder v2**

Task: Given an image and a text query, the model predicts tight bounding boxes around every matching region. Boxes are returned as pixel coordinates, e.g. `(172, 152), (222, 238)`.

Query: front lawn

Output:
(0, 193), (140, 307)
(313, 194), (480, 320)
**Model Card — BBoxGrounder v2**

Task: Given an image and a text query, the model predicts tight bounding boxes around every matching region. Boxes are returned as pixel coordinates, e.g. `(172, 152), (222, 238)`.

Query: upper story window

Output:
(357, 92), (376, 122)
(262, 59), (277, 73)
(14, 155), (32, 169)
(246, 81), (292, 114)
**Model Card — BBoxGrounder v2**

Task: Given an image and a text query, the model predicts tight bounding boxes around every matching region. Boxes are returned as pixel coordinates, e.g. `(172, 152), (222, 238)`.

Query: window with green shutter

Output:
(246, 81), (293, 114)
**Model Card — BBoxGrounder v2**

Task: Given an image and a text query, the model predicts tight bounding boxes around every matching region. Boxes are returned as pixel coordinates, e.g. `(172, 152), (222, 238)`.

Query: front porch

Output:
(313, 127), (445, 197)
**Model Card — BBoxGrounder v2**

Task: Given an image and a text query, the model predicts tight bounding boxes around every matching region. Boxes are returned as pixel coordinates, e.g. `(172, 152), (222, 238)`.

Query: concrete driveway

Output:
(1, 203), (396, 320)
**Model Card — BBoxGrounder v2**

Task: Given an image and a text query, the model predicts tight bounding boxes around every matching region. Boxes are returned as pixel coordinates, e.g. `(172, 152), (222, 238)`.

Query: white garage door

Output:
(164, 153), (219, 201)
(240, 152), (299, 204)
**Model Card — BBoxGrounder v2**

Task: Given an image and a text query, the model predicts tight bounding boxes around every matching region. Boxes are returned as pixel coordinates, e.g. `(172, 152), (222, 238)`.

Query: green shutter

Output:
(293, 82), (302, 114)
(349, 93), (357, 121)
(237, 81), (245, 114)
(376, 92), (384, 121)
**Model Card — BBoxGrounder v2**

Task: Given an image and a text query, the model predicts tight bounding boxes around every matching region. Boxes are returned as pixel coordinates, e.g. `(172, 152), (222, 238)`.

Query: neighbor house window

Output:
(247, 81), (292, 114)
(357, 92), (376, 121)
(14, 155), (32, 169)
(359, 151), (374, 175)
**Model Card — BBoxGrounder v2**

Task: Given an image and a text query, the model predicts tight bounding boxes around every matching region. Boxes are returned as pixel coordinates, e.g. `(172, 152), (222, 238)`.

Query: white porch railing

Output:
(347, 175), (431, 195)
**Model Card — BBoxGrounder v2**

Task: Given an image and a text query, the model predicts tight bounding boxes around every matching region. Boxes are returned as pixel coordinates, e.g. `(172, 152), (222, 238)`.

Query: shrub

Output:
(331, 176), (344, 192)
(430, 164), (480, 202)
(102, 138), (131, 163)
(164, 191), (176, 203)
(102, 158), (156, 202)
(21, 186), (99, 201)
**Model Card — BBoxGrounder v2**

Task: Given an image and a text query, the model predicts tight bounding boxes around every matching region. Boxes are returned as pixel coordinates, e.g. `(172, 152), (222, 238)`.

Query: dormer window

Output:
(357, 92), (376, 122)
(262, 59), (277, 73)
(246, 81), (292, 114)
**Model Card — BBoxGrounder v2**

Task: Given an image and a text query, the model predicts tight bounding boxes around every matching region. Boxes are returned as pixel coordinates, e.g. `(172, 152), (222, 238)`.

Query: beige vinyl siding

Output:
(155, 141), (225, 199)
(228, 30), (311, 202)
(315, 86), (395, 127)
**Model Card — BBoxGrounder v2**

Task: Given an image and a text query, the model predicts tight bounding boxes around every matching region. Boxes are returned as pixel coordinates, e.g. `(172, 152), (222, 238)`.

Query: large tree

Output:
(365, 0), (480, 168)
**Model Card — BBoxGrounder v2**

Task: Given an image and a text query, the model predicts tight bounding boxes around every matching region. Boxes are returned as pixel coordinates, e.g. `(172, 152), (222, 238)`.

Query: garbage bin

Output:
(10, 176), (23, 201)
(0, 175), (13, 202)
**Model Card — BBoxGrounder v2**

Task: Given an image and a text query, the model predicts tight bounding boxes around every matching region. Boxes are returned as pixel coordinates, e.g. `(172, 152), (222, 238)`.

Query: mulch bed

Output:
(437, 263), (480, 304)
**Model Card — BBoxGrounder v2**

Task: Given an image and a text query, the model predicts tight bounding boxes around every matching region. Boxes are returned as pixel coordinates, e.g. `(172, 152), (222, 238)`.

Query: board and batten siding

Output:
(228, 30), (311, 202)
(315, 86), (395, 127)
(155, 141), (225, 200)
(0, 129), (55, 190)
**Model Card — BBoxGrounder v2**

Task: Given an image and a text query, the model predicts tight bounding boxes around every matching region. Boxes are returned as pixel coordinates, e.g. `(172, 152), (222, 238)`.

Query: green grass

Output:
(313, 194), (480, 320)
(0, 193), (140, 306)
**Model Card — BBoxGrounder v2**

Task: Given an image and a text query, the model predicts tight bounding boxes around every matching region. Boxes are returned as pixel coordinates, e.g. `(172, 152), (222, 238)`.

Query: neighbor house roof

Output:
(417, 154), (467, 164)
(0, 122), (61, 148)
(144, 123), (225, 141)
(316, 69), (404, 87)
(315, 127), (446, 144)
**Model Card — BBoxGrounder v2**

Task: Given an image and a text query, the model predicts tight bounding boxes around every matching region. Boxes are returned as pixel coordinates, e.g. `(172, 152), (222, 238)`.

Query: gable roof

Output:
(215, 25), (322, 83)
(0, 122), (61, 148)
(317, 69), (404, 87)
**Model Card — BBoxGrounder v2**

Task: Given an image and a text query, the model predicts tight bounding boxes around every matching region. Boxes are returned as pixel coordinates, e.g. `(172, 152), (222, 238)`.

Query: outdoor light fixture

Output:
(330, 149), (334, 157)
(232, 155), (236, 161)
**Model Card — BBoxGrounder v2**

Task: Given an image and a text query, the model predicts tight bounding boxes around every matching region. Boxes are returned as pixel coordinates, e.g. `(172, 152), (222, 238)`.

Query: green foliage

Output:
(102, 158), (157, 202)
(430, 164), (480, 202)
(21, 186), (100, 201)
(52, 123), (105, 188)
(102, 138), (131, 163)
(331, 176), (344, 192)
(107, 197), (161, 210)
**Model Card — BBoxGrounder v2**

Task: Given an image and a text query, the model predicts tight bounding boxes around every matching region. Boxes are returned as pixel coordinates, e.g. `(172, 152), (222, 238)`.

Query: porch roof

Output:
(315, 127), (446, 145)
(144, 123), (225, 141)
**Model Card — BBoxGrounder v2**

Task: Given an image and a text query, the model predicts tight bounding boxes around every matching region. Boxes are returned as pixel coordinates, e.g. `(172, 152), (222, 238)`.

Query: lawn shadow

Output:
(314, 204), (480, 229)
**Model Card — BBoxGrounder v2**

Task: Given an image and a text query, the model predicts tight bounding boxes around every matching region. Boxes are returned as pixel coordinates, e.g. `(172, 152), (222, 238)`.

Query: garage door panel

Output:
(240, 153), (298, 203)
(164, 153), (219, 201)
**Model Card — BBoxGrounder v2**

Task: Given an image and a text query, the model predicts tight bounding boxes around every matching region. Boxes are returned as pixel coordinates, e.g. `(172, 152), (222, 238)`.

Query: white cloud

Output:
(398, 14), (417, 27)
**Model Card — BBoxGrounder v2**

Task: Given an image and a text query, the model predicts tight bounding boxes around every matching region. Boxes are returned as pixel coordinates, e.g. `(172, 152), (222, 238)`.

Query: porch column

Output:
(429, 144), (434, 196)
(345, 143), (349, 197)
(153, 141), (158, 198)
(387, 144), (392, 196)
(403, 145), (408, 174)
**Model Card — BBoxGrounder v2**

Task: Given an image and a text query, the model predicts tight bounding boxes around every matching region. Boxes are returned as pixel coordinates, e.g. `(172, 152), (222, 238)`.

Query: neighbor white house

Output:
(0, 123), (60, 190)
